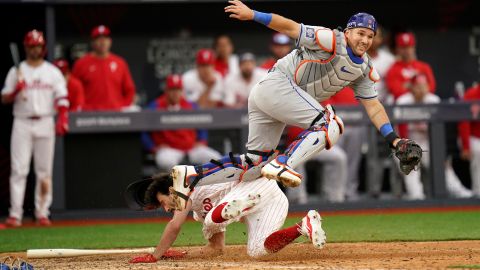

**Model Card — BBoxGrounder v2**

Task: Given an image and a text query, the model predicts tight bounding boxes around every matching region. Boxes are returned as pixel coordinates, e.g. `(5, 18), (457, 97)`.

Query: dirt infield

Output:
(2, 241), (479, 270)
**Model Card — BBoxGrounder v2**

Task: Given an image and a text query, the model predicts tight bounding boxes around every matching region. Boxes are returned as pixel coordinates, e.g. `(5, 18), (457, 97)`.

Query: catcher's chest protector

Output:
(294, 29), (373, 101)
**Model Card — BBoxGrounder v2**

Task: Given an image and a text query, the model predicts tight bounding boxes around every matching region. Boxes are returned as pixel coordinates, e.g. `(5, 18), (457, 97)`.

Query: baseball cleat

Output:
(298, 210), (326, 249)
(5, 217), (21, 228)
(222, 194), (261, 220)
(261, 156), (302, 187)
(170, 165), (197, 211)
(37, 217), (52, 226)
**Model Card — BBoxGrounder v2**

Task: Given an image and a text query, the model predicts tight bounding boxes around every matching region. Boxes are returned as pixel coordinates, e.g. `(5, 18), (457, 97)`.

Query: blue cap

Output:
(346, 12), (377, 34)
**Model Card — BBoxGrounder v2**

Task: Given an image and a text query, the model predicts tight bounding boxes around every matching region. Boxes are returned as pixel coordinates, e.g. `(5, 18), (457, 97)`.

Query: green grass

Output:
(448, 266), (480, 269)
(1, 211), (479, 252)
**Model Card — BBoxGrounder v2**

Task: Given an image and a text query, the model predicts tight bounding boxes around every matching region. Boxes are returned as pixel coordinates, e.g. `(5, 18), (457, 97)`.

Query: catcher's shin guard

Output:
(287, 104), (344, 169)
(170, 151), (275, 210)
(261, 105), (344, 187)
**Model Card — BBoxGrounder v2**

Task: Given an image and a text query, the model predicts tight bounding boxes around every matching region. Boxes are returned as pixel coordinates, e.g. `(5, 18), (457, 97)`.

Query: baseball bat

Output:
(9, 42), (26, 100)
(9, 43), (20, 68)
(26, 247), (155, 258)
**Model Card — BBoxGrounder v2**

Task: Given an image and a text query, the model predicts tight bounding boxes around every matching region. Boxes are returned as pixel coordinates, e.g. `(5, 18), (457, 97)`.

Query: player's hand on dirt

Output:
(161, 249), (187, 259)
(129, 253), (157, 263)
(225, 0), (254, 21)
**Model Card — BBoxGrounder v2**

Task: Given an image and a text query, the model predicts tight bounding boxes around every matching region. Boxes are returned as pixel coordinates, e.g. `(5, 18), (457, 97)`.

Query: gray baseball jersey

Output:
(275, 24), (380, 101)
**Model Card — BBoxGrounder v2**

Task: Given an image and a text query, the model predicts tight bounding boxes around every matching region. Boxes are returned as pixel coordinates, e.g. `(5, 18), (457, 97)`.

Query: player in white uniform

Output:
(1, 30), (69, 227)
(182, 49), (226, 108)
(125, 173), (326, 263)
(396, 74), (472, 199)
(224, 52), (267, 108)
(169, 1), (421, 210)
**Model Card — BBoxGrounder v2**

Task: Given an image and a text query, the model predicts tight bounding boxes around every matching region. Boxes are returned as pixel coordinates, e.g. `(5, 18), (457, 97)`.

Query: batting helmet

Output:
(53, 59), (70, 74)
(346, 13), (377, 34)
(124, 173), (172, 211)
(24, 30), (46, 47)
(124, 178), (154, 211)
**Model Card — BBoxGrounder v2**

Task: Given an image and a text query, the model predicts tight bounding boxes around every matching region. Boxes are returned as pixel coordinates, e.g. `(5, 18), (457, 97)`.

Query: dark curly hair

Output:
(144, 173), (173, 207)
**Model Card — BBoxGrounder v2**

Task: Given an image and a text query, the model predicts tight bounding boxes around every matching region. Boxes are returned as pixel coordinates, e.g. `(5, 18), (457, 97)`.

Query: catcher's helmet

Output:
(24, 30), (46, 47)
(346, 13), (377, 34)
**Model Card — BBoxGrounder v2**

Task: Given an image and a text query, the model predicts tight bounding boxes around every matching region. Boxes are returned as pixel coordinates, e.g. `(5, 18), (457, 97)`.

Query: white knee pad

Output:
(325, 114), (344, 149)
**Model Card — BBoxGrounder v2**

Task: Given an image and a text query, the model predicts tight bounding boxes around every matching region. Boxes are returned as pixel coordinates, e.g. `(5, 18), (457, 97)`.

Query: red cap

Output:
(165, 74), (183, 90)
(53, 59), (70, 74)
(196, 49), (215, 65)
(395, 32), (416, 47)
(24, 30), (45, 47)
(91, 25), (111, 39)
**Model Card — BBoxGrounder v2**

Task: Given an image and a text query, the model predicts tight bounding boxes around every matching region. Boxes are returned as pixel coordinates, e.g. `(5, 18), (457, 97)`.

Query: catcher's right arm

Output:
(394, 139), (423, 175)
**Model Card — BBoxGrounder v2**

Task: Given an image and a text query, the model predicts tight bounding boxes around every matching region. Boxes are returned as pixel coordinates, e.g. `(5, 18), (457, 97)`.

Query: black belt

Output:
(28, 116), (41, 120)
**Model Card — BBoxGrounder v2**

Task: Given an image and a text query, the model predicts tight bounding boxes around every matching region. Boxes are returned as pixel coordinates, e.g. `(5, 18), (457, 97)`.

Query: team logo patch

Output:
(306, 27), (315, 39)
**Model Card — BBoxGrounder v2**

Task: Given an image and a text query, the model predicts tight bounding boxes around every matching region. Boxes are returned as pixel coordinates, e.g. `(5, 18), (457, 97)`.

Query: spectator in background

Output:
(458, 83), (480, 197)
(396, 74), (473, 199)
(213, 34), (239, 77)
(386, 32), (436, 100)
(72, 25), (136, 111)
(224, 52), (267, 108)
(260, 33), (292, 70)
(366, 26), (395, 104)
(142, 75), (221, 171)
(183, 49), (225, 108)
(53, 59), (85, 111)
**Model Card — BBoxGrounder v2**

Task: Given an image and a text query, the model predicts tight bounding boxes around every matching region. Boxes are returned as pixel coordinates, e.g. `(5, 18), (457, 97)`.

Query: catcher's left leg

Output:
(261, 105), (344, 187)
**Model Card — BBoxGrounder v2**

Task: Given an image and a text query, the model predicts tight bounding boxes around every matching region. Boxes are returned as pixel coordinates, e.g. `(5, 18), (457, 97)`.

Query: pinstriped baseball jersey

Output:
(275, 24), (379, 101)
(201, 178), (289, 257)
(2, 61), (67, 117)
(189, 182), (235, 222)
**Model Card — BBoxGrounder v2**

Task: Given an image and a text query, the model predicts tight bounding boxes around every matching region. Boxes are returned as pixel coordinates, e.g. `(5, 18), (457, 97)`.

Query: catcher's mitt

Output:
(394, 139), (423, 175)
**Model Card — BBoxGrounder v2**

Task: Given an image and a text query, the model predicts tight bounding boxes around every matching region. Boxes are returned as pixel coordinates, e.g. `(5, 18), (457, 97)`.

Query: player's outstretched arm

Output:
(151, 202), (191, 259)
(360, 98), (422, 175)
(360, 98), (400, 147)
(225, 0), (300, 39)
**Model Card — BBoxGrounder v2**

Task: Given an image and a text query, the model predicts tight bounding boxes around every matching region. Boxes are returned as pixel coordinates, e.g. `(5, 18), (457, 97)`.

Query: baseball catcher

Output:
(167, 1), (423, 211)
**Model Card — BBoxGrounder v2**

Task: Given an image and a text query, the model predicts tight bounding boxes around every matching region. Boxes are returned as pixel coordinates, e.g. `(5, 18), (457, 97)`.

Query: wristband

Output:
(380, 123), (399, 148)
(379, 123), (394, 137)
(253, 10), (272, 26)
